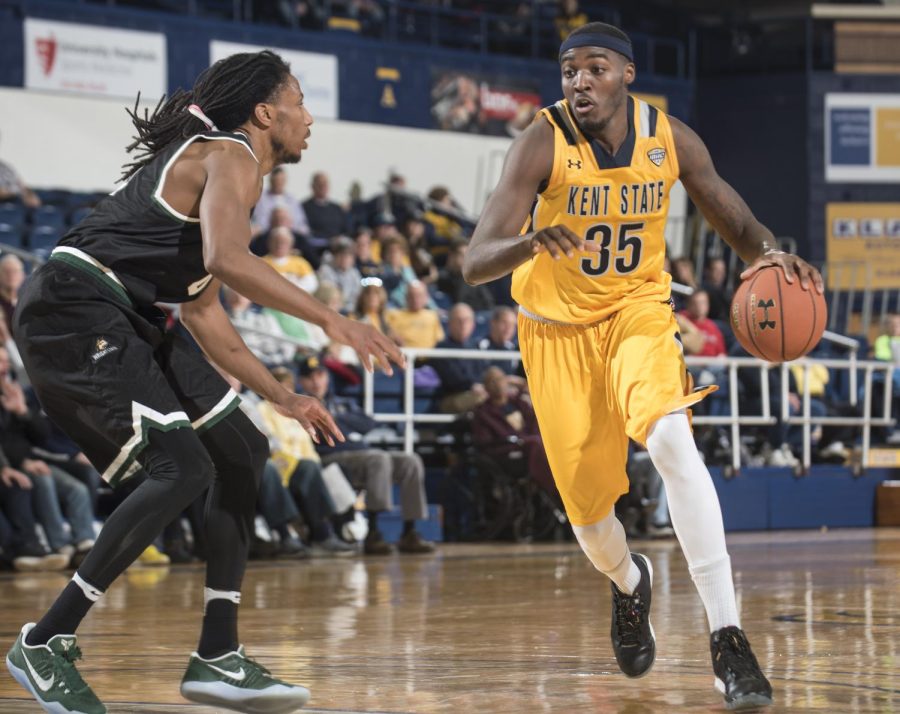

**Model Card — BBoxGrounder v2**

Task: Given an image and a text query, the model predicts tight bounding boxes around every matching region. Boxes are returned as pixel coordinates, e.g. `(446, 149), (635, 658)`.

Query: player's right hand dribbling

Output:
(529, 225), (600, 260)
(275, 393), (345, 446)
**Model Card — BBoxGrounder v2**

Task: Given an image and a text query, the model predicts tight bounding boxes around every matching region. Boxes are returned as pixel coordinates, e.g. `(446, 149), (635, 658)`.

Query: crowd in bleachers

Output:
(0, 141), (897, 569)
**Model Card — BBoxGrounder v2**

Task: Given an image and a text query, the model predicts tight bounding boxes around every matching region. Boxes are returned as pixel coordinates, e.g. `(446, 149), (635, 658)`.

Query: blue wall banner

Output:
(825, 92), (900, 182)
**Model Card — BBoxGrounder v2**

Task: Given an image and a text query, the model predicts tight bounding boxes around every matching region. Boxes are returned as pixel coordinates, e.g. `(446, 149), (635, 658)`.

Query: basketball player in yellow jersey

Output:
(464, 22), (823, 711)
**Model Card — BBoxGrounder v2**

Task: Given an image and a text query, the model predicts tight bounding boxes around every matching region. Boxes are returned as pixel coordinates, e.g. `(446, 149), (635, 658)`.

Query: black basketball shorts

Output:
(13, 255), (241, 486)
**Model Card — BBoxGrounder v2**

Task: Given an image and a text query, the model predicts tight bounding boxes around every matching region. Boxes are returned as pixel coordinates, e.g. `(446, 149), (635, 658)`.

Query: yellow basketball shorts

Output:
(518, 299), (716, 527)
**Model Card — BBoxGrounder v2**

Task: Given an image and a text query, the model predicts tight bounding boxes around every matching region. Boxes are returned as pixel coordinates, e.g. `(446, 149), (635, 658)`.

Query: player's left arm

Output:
(670, 116), (823, 293)
(180, 279), (343, 445)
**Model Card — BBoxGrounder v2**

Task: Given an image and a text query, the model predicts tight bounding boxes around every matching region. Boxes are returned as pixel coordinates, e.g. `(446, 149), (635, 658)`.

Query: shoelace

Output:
(613, 591), (647, 647)
(240, 654), (279, 687)
(53, 645), (90, 693)
(716, 632), (762, 681)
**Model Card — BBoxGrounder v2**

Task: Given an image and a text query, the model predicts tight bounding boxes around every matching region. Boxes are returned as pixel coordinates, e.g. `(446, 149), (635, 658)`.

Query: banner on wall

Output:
(430, 69), (541, 137)
(209, 41), (338, 120)
(825, 93), (900, 182)
(24, 18), (166, 99)
(826, 203), (900, 289)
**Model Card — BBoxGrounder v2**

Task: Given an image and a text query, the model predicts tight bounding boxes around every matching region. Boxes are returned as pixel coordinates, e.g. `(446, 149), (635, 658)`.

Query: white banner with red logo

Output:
(24, 18), (166, 99)
(209, 40), (338, 120)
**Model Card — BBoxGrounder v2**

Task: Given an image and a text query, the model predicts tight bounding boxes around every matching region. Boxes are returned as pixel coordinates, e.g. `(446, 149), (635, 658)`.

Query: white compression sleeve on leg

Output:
(572, 510), (641, 595)
(645, 412), (740, 631)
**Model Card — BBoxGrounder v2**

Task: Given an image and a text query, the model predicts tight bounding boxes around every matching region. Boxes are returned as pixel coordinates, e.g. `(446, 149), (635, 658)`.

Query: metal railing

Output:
(363, 347), (894, 473)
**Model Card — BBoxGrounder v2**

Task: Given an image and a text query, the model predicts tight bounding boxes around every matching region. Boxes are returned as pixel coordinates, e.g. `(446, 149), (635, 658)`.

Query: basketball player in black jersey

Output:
(5, 51), (403, 714)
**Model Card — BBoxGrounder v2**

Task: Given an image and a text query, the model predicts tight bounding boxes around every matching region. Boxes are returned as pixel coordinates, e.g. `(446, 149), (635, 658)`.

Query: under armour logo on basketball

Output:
(568, 159), (582, 169)
(757, 299), (776, 330)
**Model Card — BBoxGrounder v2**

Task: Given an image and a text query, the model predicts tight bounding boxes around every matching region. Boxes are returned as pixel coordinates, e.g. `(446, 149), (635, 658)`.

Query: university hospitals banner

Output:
(24, 18), (166, 100)
(826, 203), (900, 289)
(825, 93), (900, 183)
(209, 40), (338, 121)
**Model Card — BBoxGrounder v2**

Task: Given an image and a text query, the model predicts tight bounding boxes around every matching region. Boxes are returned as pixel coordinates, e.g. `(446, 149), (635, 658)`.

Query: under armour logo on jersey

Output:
(567, 159), (583, 169)
(647, 148), (666, 166)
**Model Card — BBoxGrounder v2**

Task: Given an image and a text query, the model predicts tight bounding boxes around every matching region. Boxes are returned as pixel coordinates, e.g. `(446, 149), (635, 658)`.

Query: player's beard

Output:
(574, 88), (627, 138)
(273, 137), (302, 165)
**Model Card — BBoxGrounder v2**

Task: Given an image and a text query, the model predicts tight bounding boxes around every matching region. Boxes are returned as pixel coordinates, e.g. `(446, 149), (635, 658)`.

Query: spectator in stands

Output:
(385, 280), (445, 349)
(437, 239), (495, 311)
(353, 284), (393, 338)
(264, 226), (319, 293)
(318, 237), (363, 312)
(0, 315), (27, 386)
(223, 287), (297, 366)
(380, 237), (422, 307)
(424, 186), (465, 246)
(472, 366), (555, 496)
(0, 138), (40, 207)
(0, 346), (95, 564)
(0, 443), (70, 571)
(297, 355), (436, 555)
(303, 172), (350, 239)
(372, 213), (403, 257)
(252, 166), (310, 236)
(251, 367), (357, 556)
(702, 257), (731, 321)
(670, 256), (698, 308)
(400, 214), (439, 283)
(555, 0), (588, 41)
(254, 205), (320, 268)
(253, 0), (325, 29)
(0, 254), (25, 333)
(875, 313), (900, 377)
(679, 290), (726, 357)
(496, 1), (533, 55)
(478, 305), (523, 378)
(874, 314), (900, 442)
(354, 226), (381, 278)
(340, 0), (385, 36)
(433, 303), (488, 413)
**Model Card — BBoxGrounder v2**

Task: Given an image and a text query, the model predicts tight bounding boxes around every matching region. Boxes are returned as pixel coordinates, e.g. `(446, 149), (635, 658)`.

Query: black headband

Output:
(559, 33), (634, 62)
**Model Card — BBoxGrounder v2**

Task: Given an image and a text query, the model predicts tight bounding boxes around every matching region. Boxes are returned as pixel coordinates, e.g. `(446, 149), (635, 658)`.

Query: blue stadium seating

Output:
(26, 225), (61, 253)
(0, 224), (25, 249)
(0, 203), (25, 230)
(31, 205), (65, 231)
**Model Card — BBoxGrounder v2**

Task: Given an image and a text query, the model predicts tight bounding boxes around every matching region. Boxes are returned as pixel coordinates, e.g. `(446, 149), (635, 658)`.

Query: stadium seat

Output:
(0, 202), (26, 230)
(69, 206), (92, 226)
(31, 205), (65, 230)
(0, 224), (25, 249)
(26, 225), (61, 253)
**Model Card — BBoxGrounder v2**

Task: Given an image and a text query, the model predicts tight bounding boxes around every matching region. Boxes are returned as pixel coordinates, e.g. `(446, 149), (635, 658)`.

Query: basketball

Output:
(730, 265), (827, 362)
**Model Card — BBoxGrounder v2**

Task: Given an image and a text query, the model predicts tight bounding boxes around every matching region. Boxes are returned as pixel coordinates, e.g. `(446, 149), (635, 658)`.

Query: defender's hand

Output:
(741, 252), (824, 294)
(325, 315), (406, 375)
(529, 225), (601, 260)
(274, 393), (345, 446)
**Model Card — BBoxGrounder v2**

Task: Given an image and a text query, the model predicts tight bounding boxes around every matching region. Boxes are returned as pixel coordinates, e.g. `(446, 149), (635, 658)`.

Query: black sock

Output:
(275, 524), (291, 541)
(197, 598), (239, 659)
(27, 580), (97, 645)
(366, 510), (379, 534)
(402, 520), (415, 536)
(311, 519), (332, 542)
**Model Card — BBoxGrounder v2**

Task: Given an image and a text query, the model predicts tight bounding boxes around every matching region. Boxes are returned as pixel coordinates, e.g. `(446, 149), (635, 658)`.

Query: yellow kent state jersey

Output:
(512, 96), (679, 324)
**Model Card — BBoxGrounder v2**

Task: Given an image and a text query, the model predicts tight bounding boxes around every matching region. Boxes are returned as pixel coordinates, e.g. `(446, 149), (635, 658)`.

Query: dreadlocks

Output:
(121, 50), (292, 181)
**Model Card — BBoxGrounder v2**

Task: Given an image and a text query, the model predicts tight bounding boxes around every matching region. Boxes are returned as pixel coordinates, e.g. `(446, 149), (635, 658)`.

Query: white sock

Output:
(573, 511), (642, 595)
(646, 413), (740, 631)
(690, 557), (740, 632)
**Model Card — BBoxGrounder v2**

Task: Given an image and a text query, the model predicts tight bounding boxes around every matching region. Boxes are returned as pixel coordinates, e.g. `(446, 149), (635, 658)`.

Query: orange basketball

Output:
(730, 266), (827, 362)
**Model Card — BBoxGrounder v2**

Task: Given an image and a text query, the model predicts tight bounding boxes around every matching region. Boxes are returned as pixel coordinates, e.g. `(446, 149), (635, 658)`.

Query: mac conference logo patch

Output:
(647, 148), (666, 166)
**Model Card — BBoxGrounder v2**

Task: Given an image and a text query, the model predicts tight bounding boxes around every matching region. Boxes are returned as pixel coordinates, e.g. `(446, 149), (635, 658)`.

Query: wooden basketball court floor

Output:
(0, 529), (897, 713)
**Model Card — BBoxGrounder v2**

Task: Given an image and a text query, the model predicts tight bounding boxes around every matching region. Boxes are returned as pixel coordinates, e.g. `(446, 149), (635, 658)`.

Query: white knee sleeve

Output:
(573, 511), (640, 594)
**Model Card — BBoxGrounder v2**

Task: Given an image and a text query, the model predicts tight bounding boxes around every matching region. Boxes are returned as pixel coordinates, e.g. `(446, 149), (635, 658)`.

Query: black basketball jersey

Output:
(58, 131), (258, 306)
